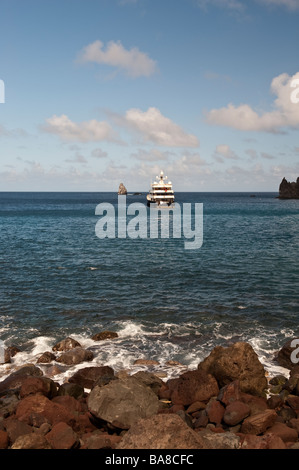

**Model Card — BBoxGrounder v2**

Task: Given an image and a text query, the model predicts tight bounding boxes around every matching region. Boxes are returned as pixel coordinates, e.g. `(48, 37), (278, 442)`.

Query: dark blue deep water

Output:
(0, 192), (298, 380)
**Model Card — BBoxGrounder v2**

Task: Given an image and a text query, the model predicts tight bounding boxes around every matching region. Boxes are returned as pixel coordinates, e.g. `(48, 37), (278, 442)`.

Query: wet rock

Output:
(46, 422), (79, 449)
(4, 346), (21, 364)
(275, 338), (299, 369)
(37, 351), (56, 364)
(240, 409), (277, 435)
(52, 337), (81, 352)
(88, 376), (160, 430)
(198, 342), (267, 396)
(269, 375), (288, 386)
(56, 348), (94, 365)
(68, 366), (114, 390)
(0, 392), (19, 418)
(91, 331), (118, 341)
(117, 414), (206, 449)
(168, 369), (219, 406)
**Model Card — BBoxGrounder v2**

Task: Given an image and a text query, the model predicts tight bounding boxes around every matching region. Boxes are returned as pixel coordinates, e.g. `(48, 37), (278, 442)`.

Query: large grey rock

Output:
(87, 376), (160, 429)
(198, 342), (267, 396)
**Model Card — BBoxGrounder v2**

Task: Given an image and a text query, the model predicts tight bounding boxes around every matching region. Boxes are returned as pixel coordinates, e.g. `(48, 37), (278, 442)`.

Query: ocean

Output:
(0, 191), (298, 383)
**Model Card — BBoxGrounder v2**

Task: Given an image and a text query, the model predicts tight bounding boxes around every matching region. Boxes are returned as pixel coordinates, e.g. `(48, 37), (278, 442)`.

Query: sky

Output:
(1, 0), (299, 191)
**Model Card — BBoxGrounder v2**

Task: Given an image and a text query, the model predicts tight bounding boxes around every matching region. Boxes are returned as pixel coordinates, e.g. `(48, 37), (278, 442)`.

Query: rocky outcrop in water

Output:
(118, 183), (127, 195)
(279, 177), (299, 199)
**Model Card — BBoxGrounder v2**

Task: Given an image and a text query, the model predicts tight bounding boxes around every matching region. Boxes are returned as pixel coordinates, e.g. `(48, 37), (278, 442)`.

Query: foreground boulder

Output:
(168, 370), (219, 406)
(87, 376), (160, 429)
(198, 342), (267, 396)
(117, 414), (206, 449)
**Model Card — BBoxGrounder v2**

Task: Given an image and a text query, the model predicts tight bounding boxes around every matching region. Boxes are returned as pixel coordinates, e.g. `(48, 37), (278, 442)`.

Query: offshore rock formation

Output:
(118, 183), (127, 195)
(279, 177), (299, 199)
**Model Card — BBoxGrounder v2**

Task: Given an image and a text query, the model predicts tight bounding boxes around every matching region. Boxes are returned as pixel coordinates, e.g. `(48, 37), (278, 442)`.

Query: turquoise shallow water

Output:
(0, 191), (298, 380)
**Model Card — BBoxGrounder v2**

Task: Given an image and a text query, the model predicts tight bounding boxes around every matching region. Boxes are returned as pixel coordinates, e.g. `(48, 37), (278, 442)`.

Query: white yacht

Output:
(146, 171), (175, 207)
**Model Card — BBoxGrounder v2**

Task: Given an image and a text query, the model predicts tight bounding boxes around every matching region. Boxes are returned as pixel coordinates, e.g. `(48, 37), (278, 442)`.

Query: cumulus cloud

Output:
(122, 107), (199, 147)
(206, 72), (299, 133)
(77, 40), (157, 78)
(213, 144), (240, 163)
(43, 114), (116, 143)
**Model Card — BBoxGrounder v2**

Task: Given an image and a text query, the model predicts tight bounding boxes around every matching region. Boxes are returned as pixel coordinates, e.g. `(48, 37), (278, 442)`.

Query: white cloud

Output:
(91, 148), (108, 159)
(258, 0), (299, 10)
(132, 148), (172, 161)
(43, 114), (116, 142)
(123, 107), (199, 147)
(197, 0), (244, 10)
(213, 144), (239, 163)
(206, 71), (299, 133)
(77, 40), (157, 78)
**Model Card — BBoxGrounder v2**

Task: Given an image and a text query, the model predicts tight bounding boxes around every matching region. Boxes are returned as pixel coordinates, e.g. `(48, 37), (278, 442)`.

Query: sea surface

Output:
(0, 191), (298, 383)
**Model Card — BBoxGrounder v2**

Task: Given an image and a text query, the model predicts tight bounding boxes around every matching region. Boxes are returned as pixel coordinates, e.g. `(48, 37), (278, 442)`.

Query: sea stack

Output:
(118, 183), (127, 195)
(279, 177), (299, 199)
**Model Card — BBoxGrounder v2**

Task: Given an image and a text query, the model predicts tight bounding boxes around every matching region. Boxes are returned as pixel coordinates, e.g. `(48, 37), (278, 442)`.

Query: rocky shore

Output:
(1, 335), (299, 449)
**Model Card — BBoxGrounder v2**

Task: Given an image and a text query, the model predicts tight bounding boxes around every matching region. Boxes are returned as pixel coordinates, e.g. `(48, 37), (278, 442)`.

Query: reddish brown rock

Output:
(206, 399), (225, 425)
(199, 342), (267, 396)
(240, 409), (277, 435)
(169, 369), (219, 406)
(240, 433), (286, 449)
(223, 401), (250, 426)
(4, 417), (33, 444)
(194, 410), (209, 428)
(217, 381), (241, 406)
(16, 394), (76, 427)
(46, 422), (79, 449)
(289, 418), (299, 433)
(52, 395), (82, 418)
(265, 422), (298, 442)
(19, 376), (57, 399)
(240, 392), (268, 415)
(0, 430), (9, 449)
(186, 401), (206, 414)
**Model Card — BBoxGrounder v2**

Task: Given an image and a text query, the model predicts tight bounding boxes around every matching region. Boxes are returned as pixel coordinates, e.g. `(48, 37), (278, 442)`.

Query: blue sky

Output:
(1, 0), (299, 191)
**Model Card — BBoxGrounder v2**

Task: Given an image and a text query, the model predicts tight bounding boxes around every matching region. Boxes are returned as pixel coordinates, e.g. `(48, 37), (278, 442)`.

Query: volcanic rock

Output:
(198, 342), (267, 396)
(91, 331), (118, 341)
(69, 366), (114, 389)
(278, 177), (299, 199)
(87, 376), (160, 429)
(275, 338), (299, 369)
(167, 369), (219, 406)
(118, 183), (127, 195)
(56, 348), (94, 365)
(52, 337), (81, 352)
